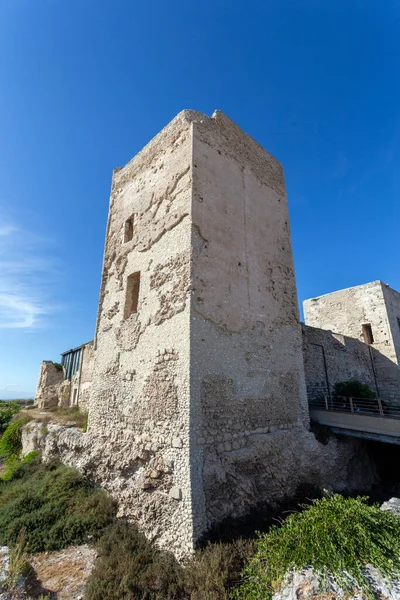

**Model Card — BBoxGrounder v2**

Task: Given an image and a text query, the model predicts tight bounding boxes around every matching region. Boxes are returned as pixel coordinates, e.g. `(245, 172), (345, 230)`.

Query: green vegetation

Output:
(85, 521), (253, 600)
(0, 415), (33, 481)
(53, 362), (63, 371)
(0, 416), (30, 460)
(333, 380), (376, 399)
(234, 494), (400, 600)
(0, 413), (399, 599)
(0, 401), (21, 435)
(0, 457), (116, 552)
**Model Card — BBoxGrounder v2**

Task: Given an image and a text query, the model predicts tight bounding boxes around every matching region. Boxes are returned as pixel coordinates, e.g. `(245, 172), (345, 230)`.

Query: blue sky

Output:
(0, 0), (399, 398)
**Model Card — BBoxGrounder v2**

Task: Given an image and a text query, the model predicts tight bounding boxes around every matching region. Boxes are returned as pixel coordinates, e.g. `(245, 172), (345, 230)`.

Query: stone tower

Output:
(88, 110), (310, 556)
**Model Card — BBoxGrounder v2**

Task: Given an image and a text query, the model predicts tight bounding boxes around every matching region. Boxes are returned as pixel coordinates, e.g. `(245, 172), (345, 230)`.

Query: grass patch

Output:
(45, 406), (88, 431)
(0, 457), (116, 552)
(233, 493), (400, 599)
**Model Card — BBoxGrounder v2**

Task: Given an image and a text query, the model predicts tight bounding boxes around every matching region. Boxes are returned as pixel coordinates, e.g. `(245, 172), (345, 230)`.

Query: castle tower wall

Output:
(188, 112), (309, 535)
(88, 111), (203, 556)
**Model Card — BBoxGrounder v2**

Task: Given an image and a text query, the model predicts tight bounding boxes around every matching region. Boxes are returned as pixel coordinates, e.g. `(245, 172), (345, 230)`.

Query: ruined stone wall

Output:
(302, 324), (378, 401)
(87, 110), (205, 557)
(35, 361), (65, 409)
(188, 111), (310, 536)
(303, 282), (400, 402)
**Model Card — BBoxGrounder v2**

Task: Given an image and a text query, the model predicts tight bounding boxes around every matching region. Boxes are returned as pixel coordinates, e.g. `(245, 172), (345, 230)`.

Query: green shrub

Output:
(233, 494), (400, 600)
(0, 459), (116, 552)
(85, 519), (184, 600)
(333, 380), (376, 399)
(0, 402), (20, 435)
(182, 539), (254, 600)
(53, 362), (63, 371)
(2, 451), (39, 482)
(0, 416), (31, 460)
(85, 518), (253, 600)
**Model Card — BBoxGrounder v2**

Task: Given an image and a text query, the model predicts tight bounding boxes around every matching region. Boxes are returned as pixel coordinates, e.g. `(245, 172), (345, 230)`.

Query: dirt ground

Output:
(26, 545), (96, 599)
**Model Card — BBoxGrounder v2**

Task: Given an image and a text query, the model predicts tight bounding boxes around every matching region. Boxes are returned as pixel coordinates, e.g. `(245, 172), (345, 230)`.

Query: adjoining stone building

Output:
(303, 281), (400, 404)
(34, 110), (400, 557)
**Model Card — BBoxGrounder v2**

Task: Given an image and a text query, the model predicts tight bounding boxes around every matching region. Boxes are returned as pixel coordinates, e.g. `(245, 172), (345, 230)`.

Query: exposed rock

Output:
(273, 566), (400, 600)
(381, 497), (400, 517)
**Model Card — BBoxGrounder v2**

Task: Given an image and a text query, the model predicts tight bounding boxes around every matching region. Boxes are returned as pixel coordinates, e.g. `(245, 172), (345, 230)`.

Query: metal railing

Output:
(309, 395), (400, 420)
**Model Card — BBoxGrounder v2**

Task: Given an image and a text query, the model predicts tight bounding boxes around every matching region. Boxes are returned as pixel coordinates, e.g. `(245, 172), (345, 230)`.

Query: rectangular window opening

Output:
(362, 323), (374, 344)
(124, 272), (140, 319)
(124, 215), (135, 243)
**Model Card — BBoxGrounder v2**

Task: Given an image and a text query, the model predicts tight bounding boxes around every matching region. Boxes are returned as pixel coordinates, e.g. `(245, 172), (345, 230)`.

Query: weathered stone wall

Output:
(303, 282), (400, 402)
(21, 419), (380, 548)
(35, 361), (65, 409)
(302, 324), (378, 401)
(188, 111), (310, 536)
(87, 110), (201, 557)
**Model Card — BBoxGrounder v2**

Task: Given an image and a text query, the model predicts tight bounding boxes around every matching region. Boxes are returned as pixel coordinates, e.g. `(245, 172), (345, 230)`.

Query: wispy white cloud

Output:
(0, 218), (59, 329)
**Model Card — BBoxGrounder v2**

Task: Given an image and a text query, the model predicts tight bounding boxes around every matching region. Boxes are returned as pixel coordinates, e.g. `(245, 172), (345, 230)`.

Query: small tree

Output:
(333, 380), (376, 399)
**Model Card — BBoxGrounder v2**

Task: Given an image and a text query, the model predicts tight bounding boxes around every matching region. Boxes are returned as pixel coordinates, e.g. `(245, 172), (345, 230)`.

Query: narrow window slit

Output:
(124, 272), (140, 318)
(362, 323), (374, 344)
(124, 215), (135, 243)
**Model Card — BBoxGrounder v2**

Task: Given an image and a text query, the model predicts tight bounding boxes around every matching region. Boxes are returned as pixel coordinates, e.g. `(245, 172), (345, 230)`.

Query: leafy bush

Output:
(333, 380), (376, 399)
(0, 402), (20, 435)
(0, 459), (116, 552)
(234, 494), (400, 600)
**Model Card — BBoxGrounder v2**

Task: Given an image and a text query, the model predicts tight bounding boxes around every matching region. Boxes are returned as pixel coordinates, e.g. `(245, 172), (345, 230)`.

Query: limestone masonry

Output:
(34, 110), (400, 556)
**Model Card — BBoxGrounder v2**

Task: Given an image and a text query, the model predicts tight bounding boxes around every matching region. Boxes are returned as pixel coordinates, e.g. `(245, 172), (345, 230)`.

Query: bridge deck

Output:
(309, 397), (400, 445)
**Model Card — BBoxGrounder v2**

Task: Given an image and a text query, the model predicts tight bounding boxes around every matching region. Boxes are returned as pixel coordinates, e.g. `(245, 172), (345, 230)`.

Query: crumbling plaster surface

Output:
(87, 111), (200, 557)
